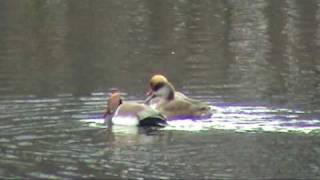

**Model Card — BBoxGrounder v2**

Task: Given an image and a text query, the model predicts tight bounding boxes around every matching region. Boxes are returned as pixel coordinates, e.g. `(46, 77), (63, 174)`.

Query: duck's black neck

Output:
(153, 81), (175, 101)
(166, 82), (175, 100)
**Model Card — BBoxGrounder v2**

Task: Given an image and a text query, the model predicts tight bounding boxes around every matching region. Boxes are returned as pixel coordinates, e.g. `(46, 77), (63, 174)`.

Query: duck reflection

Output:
(108, 125), (169, 147)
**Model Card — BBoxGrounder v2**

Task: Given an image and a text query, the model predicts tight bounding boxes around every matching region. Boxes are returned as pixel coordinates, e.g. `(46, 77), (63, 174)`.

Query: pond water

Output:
(0, 0), (320, 179)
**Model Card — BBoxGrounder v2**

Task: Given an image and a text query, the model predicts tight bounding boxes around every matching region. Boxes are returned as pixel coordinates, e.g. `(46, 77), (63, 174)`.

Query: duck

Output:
(103, 89), (167, 126)
(145, 74), (212, 120)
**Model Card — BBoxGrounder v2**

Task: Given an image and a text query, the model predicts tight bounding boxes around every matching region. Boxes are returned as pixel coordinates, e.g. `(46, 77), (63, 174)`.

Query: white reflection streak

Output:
(163, 105), (320, 133)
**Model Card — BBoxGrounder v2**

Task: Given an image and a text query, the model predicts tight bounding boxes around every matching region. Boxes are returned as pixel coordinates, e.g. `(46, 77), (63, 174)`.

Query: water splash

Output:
(163, 106), (320, 134)
(81, 105), (320, 134)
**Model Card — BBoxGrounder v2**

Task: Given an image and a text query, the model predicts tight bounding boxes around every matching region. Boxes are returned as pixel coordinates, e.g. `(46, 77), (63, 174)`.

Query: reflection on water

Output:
(0, 0), (320, 179)
(1, 93), (320, 179)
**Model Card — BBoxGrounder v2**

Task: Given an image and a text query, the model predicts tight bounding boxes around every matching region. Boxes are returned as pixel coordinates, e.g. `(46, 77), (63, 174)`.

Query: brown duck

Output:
(145, 74), (212, 120)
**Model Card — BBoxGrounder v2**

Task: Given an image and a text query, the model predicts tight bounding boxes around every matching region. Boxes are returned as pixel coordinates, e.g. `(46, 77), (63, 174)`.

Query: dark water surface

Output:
(1, 0), (320, 179)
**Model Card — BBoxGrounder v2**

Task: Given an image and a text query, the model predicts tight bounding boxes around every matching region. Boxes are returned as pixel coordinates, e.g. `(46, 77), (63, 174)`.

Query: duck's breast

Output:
(112, 103), (146, 126)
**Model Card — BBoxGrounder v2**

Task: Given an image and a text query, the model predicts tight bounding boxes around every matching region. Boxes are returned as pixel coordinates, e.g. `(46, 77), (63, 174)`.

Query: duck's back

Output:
(115, 102), (146, 116)
(113, 102), (167, 126)
(158, 98), (211, 119)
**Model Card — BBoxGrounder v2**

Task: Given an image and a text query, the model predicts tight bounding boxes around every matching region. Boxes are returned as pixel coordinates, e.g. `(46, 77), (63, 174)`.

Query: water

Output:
(1, 0), (320, 179)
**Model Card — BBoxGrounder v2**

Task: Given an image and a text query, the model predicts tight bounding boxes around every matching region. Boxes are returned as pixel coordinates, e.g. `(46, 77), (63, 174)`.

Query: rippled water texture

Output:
(1, 0), (320, 179)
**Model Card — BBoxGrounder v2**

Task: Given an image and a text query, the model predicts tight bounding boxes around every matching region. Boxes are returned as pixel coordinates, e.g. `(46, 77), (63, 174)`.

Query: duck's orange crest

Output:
(150, 74), (168, 88)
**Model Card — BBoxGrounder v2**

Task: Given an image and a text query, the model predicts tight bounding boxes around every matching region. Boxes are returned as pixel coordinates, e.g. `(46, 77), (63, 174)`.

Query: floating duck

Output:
(145, 74), (212, 120)
(103, 89), (167, 126)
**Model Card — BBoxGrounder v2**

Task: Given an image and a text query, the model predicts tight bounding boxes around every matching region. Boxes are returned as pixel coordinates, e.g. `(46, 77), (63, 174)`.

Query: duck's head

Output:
(149, 74), (168, 91)
(103, 90), (123, 118)
(145, 74), (175, 104)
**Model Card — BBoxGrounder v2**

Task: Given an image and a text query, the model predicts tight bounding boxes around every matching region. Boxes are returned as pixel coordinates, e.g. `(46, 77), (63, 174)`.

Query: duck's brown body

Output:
(150, 95), (211, 119)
